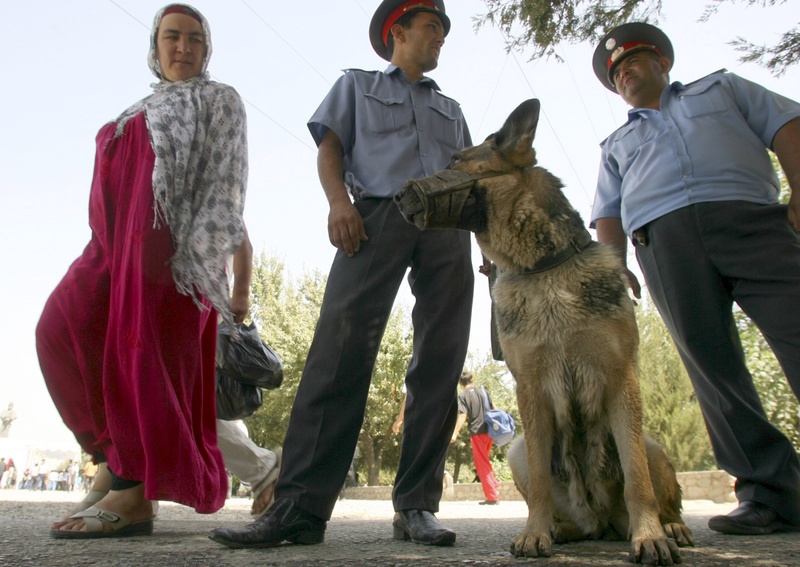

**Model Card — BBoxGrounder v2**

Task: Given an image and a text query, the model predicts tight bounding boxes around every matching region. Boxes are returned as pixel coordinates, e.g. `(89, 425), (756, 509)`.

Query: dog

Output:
(394, 99), (694, 564)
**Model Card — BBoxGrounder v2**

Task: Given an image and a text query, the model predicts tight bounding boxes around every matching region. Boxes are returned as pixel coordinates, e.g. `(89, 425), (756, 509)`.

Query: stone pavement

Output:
(1, 490), (798, 566)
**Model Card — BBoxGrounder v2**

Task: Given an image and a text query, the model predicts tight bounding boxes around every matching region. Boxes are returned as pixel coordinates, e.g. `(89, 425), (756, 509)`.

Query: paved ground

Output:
(1, 490), (798, 566)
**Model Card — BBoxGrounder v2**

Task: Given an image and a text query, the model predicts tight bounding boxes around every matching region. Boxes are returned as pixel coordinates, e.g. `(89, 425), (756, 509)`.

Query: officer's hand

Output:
(624, 268), (642, 302)
(328, 202), (368, 257)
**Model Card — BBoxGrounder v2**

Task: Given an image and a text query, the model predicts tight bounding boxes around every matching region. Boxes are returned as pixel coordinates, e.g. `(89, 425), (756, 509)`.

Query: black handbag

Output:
(216, 321), (283, 389)
(215, 320), (283, 420)
(215, 370), (263, 420)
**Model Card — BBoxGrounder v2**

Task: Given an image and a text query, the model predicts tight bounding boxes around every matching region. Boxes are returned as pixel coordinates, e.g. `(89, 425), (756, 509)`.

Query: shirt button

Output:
(682, 175), (688, 179)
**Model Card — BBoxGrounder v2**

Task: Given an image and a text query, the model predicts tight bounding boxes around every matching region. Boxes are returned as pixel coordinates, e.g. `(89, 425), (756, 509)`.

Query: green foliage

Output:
(478, 0), (797, 75)
(635, 304), (716, 471)
(772, 151), (790, 203)
(358, 306), (413, 485)
(478, 0), (663, 60)
(701, 0), (798, 77)
(244, 252), (326, 451)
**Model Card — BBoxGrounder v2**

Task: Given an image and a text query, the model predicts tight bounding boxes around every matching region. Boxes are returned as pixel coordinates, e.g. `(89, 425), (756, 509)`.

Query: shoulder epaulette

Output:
(683, 68), (728, 88)
(342, 68), (380, 75)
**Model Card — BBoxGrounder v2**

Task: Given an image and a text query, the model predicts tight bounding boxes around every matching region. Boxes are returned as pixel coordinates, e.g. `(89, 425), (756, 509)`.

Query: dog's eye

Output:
(449, 155), (461, 167)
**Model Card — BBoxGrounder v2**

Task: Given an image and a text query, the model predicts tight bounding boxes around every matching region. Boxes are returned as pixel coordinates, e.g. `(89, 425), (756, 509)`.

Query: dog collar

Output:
(518, 229), (595, 275)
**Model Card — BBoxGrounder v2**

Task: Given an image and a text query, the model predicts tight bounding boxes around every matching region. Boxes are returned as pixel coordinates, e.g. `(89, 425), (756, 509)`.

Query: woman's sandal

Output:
(250, 447), (282, 516)
(50, 506), (154, 539)
(50, 491), (108, 530)
(52, 491), (159, 530)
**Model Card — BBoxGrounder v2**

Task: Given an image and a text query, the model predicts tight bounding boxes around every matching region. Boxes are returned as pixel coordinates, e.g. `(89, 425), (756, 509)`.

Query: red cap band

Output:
(162, 4), (203, 24)
(381, 1), (439, 48)
(607, 41), (661, 69)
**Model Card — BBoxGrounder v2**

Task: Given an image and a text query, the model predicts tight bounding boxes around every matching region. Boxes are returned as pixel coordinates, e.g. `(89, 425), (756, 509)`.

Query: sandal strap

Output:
(69, 506), (132, 533)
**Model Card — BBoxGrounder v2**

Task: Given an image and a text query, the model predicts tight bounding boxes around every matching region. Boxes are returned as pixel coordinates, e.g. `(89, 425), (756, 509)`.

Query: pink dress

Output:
(36, 113), (227, 513)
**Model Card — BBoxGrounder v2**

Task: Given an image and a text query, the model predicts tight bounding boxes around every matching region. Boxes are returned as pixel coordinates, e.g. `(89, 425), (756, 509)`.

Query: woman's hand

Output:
(231, 289), (249, 324)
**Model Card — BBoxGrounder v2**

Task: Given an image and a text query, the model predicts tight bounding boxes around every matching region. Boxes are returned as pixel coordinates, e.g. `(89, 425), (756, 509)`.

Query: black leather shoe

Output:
(479, 500), (499, 505)
(209, 497), (326, 548)
(392, 509), (456, 546)
(708, 501), (800, 535)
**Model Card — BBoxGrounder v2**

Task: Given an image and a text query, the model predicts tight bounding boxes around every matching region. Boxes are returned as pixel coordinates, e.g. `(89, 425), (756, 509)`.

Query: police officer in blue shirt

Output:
(591, 22), (800, 536)
(210, 0), (473, 549)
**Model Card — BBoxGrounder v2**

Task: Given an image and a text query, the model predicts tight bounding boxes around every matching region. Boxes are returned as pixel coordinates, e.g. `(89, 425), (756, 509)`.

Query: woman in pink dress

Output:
(36, 3), (250, 538)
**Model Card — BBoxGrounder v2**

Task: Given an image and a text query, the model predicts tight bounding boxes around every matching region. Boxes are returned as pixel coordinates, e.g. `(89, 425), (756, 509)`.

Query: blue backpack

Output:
(480, 387), (515, 446)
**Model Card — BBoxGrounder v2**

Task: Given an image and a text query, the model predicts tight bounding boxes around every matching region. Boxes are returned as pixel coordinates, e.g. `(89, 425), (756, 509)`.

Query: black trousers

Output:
(634, 200), (800, 524)
(275, 198), (474, 520)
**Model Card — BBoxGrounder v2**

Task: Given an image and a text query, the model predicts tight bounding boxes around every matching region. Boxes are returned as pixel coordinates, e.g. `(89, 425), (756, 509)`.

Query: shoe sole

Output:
(708, 520), (800, 536)
(50, 519), (154, 540)
(209, 529), (325, 549)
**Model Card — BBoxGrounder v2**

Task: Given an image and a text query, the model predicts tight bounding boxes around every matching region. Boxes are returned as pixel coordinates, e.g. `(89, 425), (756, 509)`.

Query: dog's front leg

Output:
(609, 368), (681, 565)
(511, 381), (555, 558)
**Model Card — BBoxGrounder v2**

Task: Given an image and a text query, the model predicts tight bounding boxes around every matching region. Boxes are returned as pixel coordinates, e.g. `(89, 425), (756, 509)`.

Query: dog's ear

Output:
(493, 99), (541, 168)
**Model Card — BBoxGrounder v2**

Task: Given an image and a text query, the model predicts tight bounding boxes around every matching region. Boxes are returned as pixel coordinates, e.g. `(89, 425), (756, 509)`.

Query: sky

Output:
(1, 0), (798, 450)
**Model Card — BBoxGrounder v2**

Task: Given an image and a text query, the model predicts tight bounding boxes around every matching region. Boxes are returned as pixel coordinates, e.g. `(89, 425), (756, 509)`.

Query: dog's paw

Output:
(510, 531), (553, 558)
(629, 536), (681, 565)
(663, 522), (694, 547)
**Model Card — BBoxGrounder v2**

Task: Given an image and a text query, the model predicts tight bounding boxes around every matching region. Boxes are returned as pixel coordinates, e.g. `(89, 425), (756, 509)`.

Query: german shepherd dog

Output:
(394, 99), (694, 564)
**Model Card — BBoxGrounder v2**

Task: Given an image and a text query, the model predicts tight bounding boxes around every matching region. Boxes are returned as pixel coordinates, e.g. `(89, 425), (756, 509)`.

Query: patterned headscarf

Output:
(147, 3), (212, 81)
(114, 4), (248, 326)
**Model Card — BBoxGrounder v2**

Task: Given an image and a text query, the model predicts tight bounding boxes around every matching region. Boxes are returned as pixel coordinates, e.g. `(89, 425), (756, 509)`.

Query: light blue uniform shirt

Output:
(591, 70), (800, 235)
(308, 65), (471, 200)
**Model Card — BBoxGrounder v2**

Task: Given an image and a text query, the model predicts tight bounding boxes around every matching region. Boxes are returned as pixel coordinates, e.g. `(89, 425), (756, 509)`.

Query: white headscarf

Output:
(114, 4), (248, 327)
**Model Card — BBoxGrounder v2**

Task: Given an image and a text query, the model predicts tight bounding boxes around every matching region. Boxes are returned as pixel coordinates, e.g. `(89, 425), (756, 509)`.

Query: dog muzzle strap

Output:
(398, 169), (497, 230)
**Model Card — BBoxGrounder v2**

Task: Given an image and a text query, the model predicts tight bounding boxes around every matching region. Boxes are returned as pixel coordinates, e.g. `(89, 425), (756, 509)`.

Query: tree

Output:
(479, 0), (798, 76)
(242, 252), (414, 486)
(701, 1), (799, 76)
(358, 306), (413, 486)
(635, 304), (716, 471)
(244, 252), (327, 451)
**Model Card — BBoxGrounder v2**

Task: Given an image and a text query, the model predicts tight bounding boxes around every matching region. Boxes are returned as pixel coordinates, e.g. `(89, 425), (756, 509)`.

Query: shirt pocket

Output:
(428, 105), (460, 147)
(679, 81), (727, 118)
(609, 120), (658, 174)
(363, 93), (407, 133)
(613, 122), (652, 159)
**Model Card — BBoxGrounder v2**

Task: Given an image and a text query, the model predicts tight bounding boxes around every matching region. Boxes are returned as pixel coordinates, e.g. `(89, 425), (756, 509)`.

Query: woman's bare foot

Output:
(54, 483), (153, 533)
(250, 481), (276, 516)
(249, 447), (281, 516)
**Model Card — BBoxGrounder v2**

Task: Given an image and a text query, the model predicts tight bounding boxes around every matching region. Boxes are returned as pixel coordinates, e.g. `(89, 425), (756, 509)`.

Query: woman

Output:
(36, 4), (249, 538)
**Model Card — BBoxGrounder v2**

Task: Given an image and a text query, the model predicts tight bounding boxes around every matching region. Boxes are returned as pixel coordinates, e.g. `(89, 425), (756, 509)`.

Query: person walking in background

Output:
(34, 460), (47, 491)
(591, 22), (800, 535)
(451, 371), (500, 505)
(36, 3), (250, 538)
(81, 461), (98, 494)
(210, 0), (474, 549)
